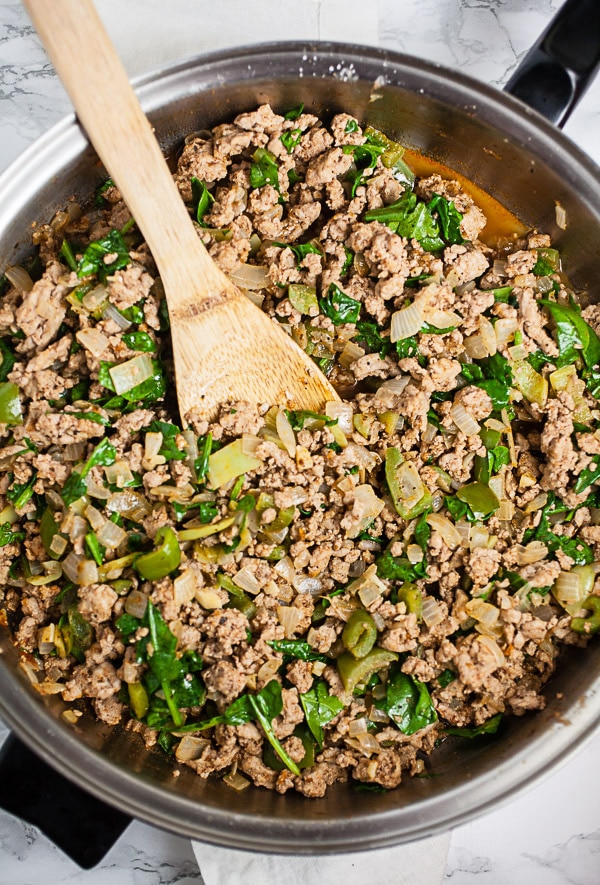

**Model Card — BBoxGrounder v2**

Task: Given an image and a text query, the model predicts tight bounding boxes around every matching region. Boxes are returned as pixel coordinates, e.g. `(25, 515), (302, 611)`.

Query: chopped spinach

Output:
(445, 713), (502, 738)
(0, 522), (25, 547)
(354, 321), (392, 357)
(280, 128), (303, 153)
(122, 331), (156, 353)
(376, 550), (426, 582)
(377, 669), (437, 735)
(147, 420), (187, 462)
(61, 438), (117, 506)
(299, 680), (344, 748)
(249, 148), (280, 190)
(522, 491), (593, 565)
(574, 455), (600, 495)
(190, 177), (214, 225)
(77, 229), (130, 283)
(319, 283), (361, 325)
(539, 299), (600, 374)
(284, 103), (304, 121)
(285, 409), (337, 431)
(267, 639), (329, 663)
(274, 240), (321, 265)
(0, 339), (16, 382)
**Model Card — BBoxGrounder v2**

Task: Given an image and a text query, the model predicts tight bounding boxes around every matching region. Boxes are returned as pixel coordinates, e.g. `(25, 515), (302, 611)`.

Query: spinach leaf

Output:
(0, 339), (16, 382)
(490, 286), (515, 304)
(67, 410), (110, 426)
(522, 491), (593, 566)
(342, 142), (386, 196)
(77, 229), (130, 283)
(527, 350), (552, 373)
(539, 299), (600, 371)
(574, 455), (600, 495)
(437, 668), (456, 688)
(445, 713), (502, 738)
(122, 331), (156, 353)
(345, 119), (360, 134)
(354, 322), (392, 358)
(248, 680), (301, 775)
(99, 358), (166, 406)
(284, 103), (304, 121)
(94, 177), (116, 208)
(61, 439), (117, 506)
(7, 473), (37, 510)
(147, 420), (187, 462)
(280, 128), (303, 153)
(274, 241), (321, 265)
(319, 283), (361, 325)
(414, 512), (431, 556)
(190, 177), (214, 225)
(250, 148), (280, 190)
(376, 550), (426, 582)
(300, 680), (344, 748)
(115, 612), (141, 639)
(285, 409), (337, 431)
(377, 669), (437, 734)
(427, 193), (464, 245)
(0, 522), (25, 547)
(395, 336), (421, 361)
(364, 191), (444, 251)
(267, 639), (329, 663)
(460, 353), (513, 410)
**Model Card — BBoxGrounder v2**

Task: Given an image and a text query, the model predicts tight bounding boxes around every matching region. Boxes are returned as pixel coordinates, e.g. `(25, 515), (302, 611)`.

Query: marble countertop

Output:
(1, 0), (600, 882)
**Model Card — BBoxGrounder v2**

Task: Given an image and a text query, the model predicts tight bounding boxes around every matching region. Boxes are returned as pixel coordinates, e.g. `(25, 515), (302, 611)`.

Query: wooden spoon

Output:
(23, 0), (339, 422)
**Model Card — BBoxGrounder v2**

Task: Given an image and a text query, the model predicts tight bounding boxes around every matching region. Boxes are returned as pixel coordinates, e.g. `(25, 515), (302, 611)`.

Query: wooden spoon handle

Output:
(22, 0), (224, 298)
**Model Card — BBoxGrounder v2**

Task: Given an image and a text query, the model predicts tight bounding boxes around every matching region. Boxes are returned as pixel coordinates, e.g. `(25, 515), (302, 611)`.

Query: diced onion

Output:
(552, 570), (587, 606)
(525, 492), (548, 514)
(347, 563), (386, 599)
(477, 634), (505, 668)
(49, 534), (68, 556)
(422, 596), (444, 628)
(233, 567), (262, 595)
(176, 735), (210, 762)
(85, 504), (105, 532)
(76, 327), (110, 358)
(275, 409), (297, 458)
(516, 541), (548, 565)
(455, 519), (471, 547)
(555, 201), (567, 230)
(109, 353), (154, 395)
(390, 301), (423, 342)
(228, 262), (269, 290)
(426, 513), (461, 549)
(339, 341), (366, 368)
(82, 284), (108, 312)
(494, 318), (518, 345)
(469, 524), (490, 549)
(344, 484), (385, 539)
(223, 771), (251, 791)
(62, 551), (84, 583)
(273, 556), (296, 584)
(508, 343), (528, 361)
(497, 501), (515, 520)
(5, 265), (34, 292)
(293, 575), (323, 595)
(182, 430), (199, 483)
(406, 543), (424, 564)
(107, 490), (152, 521)
(37, 624), (56, 655)
(102, 302), (132, 330)
(450, 402), (480, 436)
(463, 334), (489, 360)
(550, 364), (576, 392)
(348, 717), (368, 737)
(277, 604), (301, 637)
(124, 589), (149, 619)
(479, 316), (497, 356)
(85, 476), (111, 500)
(104, 460), (136, 488)
(174, 570), (198, 605)
(343, 442), (380, 473)
(257, 658), (281, 683)
(488, 475), (505, 502)
(97, 519), (128, 550)
(493, 259), (508, 276)
(426, 309), (461, 329)
(325, 401), (354, 435)
(241, 435), (262, 457)
(466, 598), (500, 631)
(78, 558), (99, 586)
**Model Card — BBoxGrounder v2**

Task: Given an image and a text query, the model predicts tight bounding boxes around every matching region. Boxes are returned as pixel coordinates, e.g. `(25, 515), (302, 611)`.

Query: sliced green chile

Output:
(337, 647), (398, 694)
(397, 582), (423, 616)
(571, 596), (600, 635)
(342, 609), (377, 659)
(134, 526), (181, 580)
(0, 381), (22, 425)
(457, 481), (499, 519)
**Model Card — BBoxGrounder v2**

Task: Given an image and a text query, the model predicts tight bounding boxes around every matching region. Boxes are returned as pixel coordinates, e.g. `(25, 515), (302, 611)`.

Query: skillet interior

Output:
(1, 42), (600, 852)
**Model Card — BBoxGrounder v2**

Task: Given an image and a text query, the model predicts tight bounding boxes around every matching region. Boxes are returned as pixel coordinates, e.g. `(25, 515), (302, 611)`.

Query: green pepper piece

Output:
(385, 447), (432, 519)
(134, 526), (181, 580)
(61, 606), (94, 661)
(0, 381), (22, 425)
(397, 582), (422, 617)
(457, 481), (499, 520)
(264, 506), (296, 534)
(337, 647), (398, 694)
(479, 427), (501, 450)
(342, 609), (377, 659)
(39, 508), (65, 560)
(571, 596), (600, 635)
(473, 453), (491, 485)
(128, 681), (150, 719)
(288, 284), (319, 316)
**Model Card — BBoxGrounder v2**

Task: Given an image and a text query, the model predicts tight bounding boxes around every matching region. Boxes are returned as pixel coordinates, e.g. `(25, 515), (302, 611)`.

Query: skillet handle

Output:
(0, 733), (131, 869)
(504, 0), (600, 127)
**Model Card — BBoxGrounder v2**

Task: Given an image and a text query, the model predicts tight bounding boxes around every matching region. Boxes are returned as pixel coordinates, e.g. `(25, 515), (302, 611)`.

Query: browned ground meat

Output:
(1, 103), (598, 798)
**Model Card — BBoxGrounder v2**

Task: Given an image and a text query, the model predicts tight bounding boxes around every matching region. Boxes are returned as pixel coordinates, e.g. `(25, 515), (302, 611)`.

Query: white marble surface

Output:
(1, 0), (600, 882)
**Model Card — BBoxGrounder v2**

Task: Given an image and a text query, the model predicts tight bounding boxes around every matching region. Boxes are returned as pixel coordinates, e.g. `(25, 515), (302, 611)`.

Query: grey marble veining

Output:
(2, 0), (600, 882)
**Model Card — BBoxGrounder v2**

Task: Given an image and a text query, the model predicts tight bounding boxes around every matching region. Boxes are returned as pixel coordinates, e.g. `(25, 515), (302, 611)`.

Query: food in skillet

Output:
(1, 103), (600, 796)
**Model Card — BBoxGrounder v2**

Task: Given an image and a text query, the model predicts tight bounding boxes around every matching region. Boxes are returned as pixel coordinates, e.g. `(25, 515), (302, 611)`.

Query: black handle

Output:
(504, 0), (600, 128)
(0, 734), (131, 869)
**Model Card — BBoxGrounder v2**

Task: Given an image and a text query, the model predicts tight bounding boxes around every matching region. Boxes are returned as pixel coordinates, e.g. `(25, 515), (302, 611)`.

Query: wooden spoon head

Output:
(169, 278), (340, 424)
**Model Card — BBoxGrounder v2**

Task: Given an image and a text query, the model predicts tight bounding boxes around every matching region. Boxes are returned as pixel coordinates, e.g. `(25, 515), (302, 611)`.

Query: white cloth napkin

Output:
(193, 833), (452, 885)
(93, 1), (450, 881)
